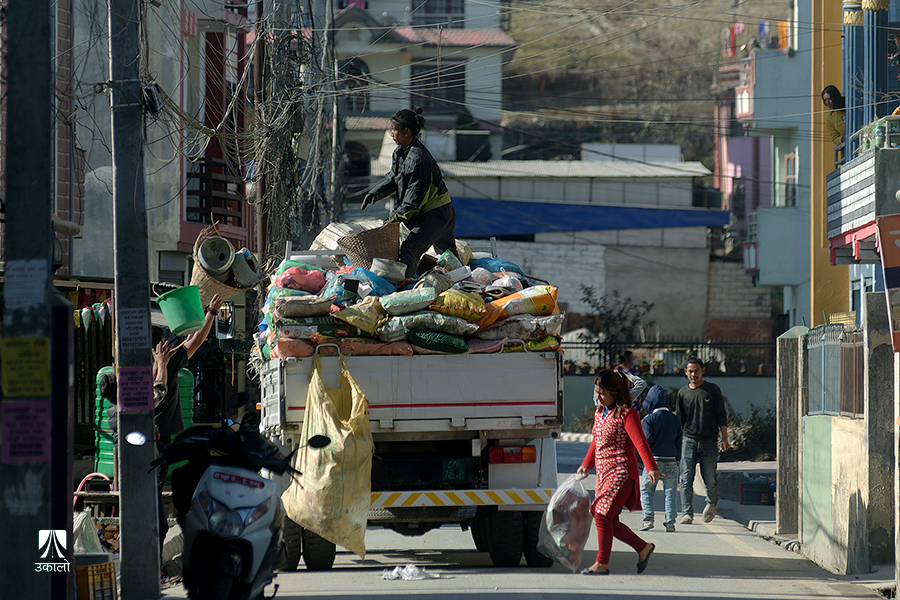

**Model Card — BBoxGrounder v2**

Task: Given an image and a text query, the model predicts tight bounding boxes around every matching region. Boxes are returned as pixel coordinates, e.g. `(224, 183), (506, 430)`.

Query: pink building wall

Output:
(725, 135), (772, 240)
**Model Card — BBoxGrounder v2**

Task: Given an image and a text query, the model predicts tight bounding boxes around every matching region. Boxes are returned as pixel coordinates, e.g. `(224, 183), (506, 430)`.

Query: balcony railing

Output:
(825, 118), (900, 256)
(848, 115), (900, 157)
(186, 157), (245, 227)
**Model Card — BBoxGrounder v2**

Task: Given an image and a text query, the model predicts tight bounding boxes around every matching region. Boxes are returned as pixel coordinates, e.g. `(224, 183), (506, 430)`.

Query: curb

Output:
(558, 432), (592, 443)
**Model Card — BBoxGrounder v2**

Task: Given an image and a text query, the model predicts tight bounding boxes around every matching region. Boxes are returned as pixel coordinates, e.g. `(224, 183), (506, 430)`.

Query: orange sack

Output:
(476, 285), (559, 329)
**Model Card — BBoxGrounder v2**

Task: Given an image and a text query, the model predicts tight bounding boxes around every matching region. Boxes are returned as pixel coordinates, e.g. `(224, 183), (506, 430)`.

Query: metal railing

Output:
(186, 158), (245, 227)
(806, 324), (851, 416)
(560, 338), (776, 376)
(839, 327), (864, 419)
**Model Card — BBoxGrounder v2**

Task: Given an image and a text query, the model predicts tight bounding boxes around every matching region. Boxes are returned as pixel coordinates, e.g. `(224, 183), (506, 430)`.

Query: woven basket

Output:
(337, 222), (401, 270)
(190, 225), (254, 306)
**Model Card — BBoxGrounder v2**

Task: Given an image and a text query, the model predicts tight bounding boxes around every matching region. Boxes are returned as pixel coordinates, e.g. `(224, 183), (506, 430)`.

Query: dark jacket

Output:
(641, 385), (682, 461)
(369, 138), (451, 223)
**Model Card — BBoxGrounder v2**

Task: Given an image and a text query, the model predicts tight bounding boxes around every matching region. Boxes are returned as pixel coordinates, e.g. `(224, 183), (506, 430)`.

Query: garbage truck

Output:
(260, 348), (563, 569)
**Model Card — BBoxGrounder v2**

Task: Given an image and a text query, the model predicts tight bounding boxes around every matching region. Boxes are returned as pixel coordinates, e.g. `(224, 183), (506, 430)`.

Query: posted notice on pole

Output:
(2, 337), (50, 397)
(117, 366), (154, 412)
(117, 308), (150, 352)
(2, 401), (50, 463)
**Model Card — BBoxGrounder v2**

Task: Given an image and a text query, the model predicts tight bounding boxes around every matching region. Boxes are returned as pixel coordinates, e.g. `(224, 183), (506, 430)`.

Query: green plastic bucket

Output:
(157, 286), (205, 336)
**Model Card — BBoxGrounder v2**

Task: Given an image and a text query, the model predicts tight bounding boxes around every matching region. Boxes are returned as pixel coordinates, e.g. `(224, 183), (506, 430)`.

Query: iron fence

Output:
(560, 338), (776, 377)
(807, 324), (846, 416)
(839, 327), (865, 419)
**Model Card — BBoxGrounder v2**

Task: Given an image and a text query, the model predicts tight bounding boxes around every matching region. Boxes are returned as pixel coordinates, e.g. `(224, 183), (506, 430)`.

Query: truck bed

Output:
(261, 352), (563, 439)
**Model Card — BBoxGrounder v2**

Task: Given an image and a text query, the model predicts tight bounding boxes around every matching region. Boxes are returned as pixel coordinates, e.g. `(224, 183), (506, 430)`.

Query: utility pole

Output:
(329, 0), (345, 223)
(1, 2), (74, 599)
(254, 0), (268, 268)
(108, 0), (160, 597)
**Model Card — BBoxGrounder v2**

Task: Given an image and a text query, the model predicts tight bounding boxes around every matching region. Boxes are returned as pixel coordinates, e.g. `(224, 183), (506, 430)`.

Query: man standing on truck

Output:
(361, 107), (459, 278)
(675, 356), (729, 525)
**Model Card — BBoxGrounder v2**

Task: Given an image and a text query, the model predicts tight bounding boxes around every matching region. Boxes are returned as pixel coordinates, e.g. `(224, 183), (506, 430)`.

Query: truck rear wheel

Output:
(523, 512), (553, 568)
(278, 517), (302, 571)
(302, 529), (336, 571)
(488, 511), (524, 568)
(471, 508), (490, 552)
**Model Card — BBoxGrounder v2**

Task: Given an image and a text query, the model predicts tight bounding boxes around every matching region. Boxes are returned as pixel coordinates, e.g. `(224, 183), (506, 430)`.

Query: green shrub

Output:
(720, 405), (776, 462)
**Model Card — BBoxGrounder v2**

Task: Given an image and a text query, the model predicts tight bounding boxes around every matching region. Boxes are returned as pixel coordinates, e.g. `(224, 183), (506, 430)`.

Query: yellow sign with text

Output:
(2, 337), (51, 397)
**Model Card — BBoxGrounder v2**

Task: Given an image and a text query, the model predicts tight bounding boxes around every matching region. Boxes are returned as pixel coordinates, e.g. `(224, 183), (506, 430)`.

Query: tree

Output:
(578, 287), (655, 368)
(579, 286), (654, 343)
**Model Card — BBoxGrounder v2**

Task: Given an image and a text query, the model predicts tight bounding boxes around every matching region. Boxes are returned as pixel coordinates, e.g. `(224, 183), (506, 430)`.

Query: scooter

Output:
(143, 407), (329, 600)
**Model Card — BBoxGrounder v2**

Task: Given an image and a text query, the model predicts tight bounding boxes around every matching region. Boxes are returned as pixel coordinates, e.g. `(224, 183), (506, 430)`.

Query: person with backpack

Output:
(638, 385), (682, 532)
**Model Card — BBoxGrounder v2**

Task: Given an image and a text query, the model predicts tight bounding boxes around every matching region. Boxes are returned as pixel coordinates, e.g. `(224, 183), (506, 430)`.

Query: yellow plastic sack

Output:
(281, 356), (374, 558)
(333, 295), (388, 334)
(430, 289), (487, 323)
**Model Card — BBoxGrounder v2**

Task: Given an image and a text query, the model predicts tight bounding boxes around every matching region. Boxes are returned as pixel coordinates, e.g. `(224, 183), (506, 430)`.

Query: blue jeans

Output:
(681, 437), (719, 516)
(641, 458), (679, 527)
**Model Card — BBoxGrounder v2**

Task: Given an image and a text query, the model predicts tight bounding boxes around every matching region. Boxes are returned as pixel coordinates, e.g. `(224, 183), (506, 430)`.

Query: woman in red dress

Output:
(576, 369), (660, 575)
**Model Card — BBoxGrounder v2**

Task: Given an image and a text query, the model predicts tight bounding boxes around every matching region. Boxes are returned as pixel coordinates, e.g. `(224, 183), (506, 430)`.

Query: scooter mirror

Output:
(307, 434), (330, 449)
(124, 431), (147, 446)
(228, 391), (250, 410)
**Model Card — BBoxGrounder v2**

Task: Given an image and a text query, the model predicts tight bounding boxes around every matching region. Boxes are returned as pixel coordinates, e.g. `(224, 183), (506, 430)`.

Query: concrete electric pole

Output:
(254, 0), (268, 269)
(108, 0), (161, 597)
(0, 2), (74, 600)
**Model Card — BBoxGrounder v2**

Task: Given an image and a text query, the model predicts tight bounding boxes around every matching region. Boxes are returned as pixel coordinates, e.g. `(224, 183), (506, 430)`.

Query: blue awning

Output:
(452, 197), (731, 238)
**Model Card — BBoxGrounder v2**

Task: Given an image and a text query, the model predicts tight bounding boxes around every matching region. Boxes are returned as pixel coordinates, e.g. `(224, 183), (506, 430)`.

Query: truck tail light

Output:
(488, 445), (537, 464)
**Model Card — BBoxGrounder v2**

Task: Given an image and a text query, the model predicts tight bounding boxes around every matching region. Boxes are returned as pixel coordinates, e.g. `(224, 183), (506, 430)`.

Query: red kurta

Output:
(581, 407), (659, 517)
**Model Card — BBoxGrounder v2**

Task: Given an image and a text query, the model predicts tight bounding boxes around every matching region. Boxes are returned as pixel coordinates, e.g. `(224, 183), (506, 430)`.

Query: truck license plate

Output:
(442, 459), (465, 481)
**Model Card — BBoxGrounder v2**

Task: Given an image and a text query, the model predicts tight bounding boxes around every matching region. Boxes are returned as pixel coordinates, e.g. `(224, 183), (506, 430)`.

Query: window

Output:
(410, 59), (465, 112)
(340, 58), (370, 112)
(731, 177), (746, 221)
(783, 152), (797, 207)
(411, 0), (464, 28)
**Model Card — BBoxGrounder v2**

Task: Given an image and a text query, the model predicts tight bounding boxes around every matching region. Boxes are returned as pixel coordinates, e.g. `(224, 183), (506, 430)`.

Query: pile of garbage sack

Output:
(250, 232), (565, 363)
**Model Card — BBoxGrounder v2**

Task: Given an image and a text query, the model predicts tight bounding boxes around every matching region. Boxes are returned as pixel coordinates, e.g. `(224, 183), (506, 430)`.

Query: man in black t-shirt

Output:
(152, 293), (223, 443)
(675, 356), (729, 525)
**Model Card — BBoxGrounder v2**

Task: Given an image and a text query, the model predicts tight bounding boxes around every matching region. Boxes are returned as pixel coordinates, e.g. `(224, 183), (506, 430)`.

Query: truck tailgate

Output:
(262, 352), (562, 433)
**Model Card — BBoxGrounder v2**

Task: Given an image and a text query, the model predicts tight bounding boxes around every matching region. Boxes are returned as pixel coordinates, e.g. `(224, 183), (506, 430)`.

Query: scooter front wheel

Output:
(189, 572), (234, 600)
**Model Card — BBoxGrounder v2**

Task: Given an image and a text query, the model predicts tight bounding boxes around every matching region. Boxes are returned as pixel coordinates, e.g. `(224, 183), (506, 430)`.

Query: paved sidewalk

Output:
(705, 462), (895, 597)
(561, 439), (896, 597)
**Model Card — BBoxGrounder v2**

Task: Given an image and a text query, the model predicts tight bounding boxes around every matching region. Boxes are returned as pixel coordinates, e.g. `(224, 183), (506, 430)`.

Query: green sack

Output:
(407, 329), (469, 354)
(379, 288), (437, 316)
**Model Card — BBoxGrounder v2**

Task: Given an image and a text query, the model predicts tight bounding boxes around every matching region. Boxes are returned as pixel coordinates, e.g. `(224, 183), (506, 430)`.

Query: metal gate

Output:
(806, 324), (864, 418)
(838, 327), (864, 418)
(807, 324), (843, 415)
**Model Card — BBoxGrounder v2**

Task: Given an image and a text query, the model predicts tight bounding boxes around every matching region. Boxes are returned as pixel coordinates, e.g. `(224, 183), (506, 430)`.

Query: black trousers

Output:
(398, 203), (458, 278)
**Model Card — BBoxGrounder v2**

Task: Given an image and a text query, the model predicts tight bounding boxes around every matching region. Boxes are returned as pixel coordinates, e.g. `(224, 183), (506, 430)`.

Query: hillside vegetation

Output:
(501, 0), (791, 164)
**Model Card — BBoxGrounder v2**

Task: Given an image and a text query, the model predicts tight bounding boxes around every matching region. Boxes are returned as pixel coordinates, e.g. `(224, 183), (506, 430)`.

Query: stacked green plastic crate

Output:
(93, 367), (116, 477)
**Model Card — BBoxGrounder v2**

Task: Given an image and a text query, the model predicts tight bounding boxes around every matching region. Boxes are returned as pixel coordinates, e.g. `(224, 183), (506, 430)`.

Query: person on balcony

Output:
(361, 107), (459, 279)
(821, 85), (846, 145)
